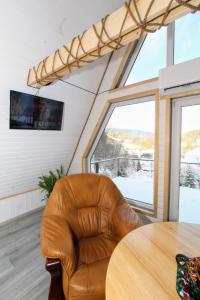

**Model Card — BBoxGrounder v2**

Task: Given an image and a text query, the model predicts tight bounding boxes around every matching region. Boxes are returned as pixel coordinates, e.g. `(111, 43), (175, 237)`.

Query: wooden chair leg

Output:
(46, 258), (66, 300)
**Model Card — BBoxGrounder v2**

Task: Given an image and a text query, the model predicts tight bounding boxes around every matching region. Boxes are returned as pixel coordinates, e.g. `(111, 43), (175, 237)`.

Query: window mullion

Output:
(167, 22), (175, 66)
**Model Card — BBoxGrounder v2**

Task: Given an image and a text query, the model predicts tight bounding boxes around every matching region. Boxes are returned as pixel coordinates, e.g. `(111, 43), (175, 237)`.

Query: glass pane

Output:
(179, 104), (200, 223)
(174, 12), (200, 64)
(125, 27), (167, 86)
(91, 100), (155, 206)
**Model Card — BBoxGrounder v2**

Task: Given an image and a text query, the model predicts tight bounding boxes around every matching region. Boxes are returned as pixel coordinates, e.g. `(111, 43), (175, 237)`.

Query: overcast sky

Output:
(182, 104), (200, 133)
(107, 100), (155, 133)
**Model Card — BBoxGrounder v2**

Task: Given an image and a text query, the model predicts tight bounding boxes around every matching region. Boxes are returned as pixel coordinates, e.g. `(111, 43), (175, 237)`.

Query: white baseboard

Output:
(0, 189), (45, 224)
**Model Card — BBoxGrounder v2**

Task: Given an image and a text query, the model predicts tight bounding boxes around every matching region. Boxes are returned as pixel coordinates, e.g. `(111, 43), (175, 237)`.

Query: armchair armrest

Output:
(46, 258), (65, 300)
(41, 215), (76, 279)
(112, 203), (144, 241)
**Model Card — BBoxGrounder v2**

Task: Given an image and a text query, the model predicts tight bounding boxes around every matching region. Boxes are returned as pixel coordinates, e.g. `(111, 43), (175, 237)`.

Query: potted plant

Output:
(38, 165), (66, 201)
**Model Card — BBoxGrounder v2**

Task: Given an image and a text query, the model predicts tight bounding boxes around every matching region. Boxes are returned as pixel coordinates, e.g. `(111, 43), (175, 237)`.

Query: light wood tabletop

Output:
(106, 222), (200, 300)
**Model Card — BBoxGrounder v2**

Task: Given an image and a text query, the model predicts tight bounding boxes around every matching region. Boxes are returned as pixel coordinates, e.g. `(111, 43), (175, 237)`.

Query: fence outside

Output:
(91, 158), (200, 189)
(91, 157), (154, 177)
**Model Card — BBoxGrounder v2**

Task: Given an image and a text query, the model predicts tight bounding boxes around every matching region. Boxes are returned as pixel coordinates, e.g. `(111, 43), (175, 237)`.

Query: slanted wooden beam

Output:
(27, 0), (200, 88)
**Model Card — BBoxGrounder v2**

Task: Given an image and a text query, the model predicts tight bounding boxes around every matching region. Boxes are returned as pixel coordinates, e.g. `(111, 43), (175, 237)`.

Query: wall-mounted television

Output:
(10, 90), (64, 130)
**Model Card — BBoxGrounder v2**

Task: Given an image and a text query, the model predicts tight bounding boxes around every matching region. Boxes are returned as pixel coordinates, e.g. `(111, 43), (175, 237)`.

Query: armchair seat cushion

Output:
(78, 234), (117, 265)
(69, 258), (109, 300)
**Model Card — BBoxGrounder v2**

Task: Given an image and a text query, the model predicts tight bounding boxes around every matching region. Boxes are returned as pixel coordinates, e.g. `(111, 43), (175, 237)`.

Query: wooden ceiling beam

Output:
(27, 0), (200, 88)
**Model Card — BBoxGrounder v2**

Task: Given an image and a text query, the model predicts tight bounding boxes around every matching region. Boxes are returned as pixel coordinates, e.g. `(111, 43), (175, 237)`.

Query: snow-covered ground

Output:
(113, 174), (154, 204)
(113, 175), (200, 224)
(179, 187), (200, 224)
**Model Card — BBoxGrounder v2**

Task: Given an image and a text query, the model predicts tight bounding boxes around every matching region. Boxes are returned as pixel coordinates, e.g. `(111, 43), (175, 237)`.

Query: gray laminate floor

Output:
(0, 208), (49, 300)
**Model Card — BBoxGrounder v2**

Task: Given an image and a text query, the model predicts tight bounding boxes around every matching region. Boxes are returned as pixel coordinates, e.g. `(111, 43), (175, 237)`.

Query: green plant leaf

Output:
(60, 165), (64, 176)
(49, 171), (57, 180)
(38, 165), (66, 201)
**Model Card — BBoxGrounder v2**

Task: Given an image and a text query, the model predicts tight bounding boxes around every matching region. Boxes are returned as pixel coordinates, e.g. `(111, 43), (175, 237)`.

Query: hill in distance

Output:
(182, 129), (200, 154)
(106, 128), (154, 138)
(105, 127), (154, 151)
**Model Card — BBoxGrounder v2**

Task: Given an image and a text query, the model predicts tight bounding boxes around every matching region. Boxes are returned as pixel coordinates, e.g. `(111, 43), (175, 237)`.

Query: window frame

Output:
(83, 89), (159, 217)
(168, 93), (200, 221)
(119, 35), (147, 87)
(117, 22), (175, 88)
(82, 13), (199, 221)
(163, 89), (200, 222)
(118, 13), (199, 89)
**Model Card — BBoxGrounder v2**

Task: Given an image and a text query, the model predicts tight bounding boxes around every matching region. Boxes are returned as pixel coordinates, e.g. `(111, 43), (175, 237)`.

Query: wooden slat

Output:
(106, 222), (200, 300)
(27, 0), (200, 87)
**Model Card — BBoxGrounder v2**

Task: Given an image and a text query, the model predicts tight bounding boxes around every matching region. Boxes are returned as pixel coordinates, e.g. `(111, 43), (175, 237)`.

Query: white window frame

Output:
(86, 94), (157, 215)
(170, 94), (200, 221)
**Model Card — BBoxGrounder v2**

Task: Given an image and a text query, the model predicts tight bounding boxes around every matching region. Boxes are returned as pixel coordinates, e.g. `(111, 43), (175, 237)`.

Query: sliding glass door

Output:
(170, 95), (200, 224)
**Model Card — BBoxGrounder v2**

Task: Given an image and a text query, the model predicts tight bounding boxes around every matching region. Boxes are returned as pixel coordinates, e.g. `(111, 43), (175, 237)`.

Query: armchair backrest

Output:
(43, 173), (142, 240)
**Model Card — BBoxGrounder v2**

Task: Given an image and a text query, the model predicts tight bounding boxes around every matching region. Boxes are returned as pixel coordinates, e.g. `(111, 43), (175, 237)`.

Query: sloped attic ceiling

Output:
(0, 0), (125, 200)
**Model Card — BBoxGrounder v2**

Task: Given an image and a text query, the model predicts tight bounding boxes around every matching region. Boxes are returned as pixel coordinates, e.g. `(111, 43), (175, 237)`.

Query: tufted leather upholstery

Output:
(41, 173), (144, 300)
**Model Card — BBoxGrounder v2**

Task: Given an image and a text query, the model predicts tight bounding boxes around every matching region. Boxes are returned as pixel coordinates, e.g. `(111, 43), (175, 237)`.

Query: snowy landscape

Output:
(115, 175), (200, 224)
(113, 173), (154, 204)
(179, 187), (200, 224)
(91, 114), (200, 224)
(91, 126), (155, 207)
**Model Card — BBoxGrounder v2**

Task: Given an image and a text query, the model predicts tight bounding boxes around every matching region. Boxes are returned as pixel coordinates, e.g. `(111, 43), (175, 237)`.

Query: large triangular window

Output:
(122, 27), (167, 86)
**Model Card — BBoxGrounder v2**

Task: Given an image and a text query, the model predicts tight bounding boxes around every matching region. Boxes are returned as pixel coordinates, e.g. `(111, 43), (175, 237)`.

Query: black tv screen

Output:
(10, 90), (64, 130)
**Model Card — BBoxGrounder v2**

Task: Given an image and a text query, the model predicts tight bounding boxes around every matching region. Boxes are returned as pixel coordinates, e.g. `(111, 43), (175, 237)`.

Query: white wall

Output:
(159, 57), (200, 90)
(69, 47), (128, 173)
(0, 0), (125, 223)
(0, 190), (45, 223)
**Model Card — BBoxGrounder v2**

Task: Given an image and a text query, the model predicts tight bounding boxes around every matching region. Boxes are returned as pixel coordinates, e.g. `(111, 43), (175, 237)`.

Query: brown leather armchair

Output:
(41, 173), (144, 300)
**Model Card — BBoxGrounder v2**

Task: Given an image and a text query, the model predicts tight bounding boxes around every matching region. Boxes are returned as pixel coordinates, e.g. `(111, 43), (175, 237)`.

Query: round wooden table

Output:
(106, 222), (200, 300)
